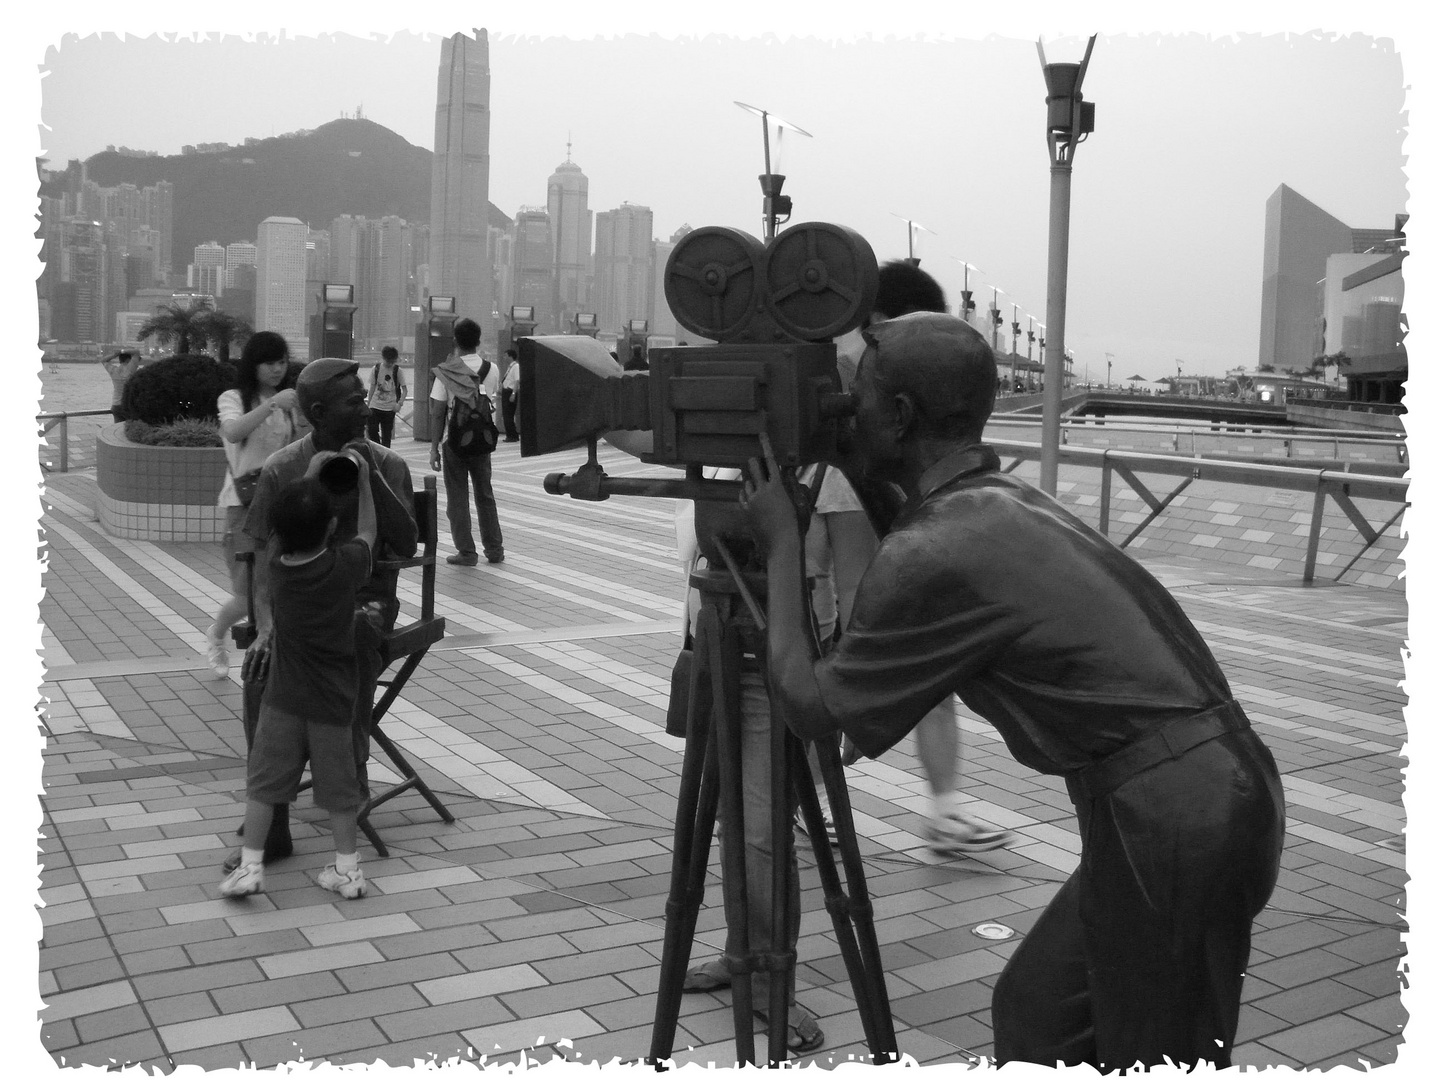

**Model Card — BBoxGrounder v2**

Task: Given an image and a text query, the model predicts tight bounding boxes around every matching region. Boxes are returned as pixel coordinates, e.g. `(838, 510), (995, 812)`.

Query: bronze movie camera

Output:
(517, 221), (879, 543)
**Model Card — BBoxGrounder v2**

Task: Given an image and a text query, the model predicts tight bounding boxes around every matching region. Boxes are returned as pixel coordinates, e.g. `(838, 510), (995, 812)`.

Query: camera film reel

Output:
(664, 222), (878, 343)
(663, 226), (768, 342)
(762, 222), (878, 342)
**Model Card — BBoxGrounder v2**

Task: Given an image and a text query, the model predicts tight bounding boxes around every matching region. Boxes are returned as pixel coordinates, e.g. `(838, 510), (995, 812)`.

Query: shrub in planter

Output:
(121, 353), (239, 425)
(122, 417), (223, 447)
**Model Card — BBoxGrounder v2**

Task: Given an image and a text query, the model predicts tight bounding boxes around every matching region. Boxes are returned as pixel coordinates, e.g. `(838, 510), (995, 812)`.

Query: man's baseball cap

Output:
(295, 357), (360, 406)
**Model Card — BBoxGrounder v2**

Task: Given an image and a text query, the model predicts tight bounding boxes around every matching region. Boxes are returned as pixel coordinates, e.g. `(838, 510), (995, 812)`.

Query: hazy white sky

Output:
(28, 14), (1411, 382)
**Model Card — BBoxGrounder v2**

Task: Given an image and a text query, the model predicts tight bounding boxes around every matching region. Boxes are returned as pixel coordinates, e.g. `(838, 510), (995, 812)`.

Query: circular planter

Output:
(94, 424), (228, 542)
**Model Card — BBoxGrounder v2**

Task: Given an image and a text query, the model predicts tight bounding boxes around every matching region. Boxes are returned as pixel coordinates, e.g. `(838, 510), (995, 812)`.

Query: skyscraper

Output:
(256, 216), (309, 359)
(650, 224), (692, 340)
(225, 242), (257, 289)
(593, 203), (654, 334)
(1258, 184), (1404, 373)
(54, 218), (106, 342)
(305, 228), (331, 334)
(511, 208), (556, 333)
(190, 242), (226, 297)
(331, 214), (414, 349)
(546, 148), (592, 330)
(431, 29), (493, 328)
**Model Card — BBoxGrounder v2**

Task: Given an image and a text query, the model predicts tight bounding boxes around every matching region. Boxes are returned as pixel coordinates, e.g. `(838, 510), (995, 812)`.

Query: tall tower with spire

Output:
(546, 138), (592, 332)
(430, 29), (493, 334)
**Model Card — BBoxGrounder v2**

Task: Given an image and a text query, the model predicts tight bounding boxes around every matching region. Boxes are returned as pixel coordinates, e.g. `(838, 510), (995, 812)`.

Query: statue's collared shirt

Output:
(818, 443), (1236, 775)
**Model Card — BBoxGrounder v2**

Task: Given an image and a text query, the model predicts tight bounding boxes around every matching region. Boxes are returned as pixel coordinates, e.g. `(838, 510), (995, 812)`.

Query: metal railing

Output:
(988, 415), (1408, 466)
(38, 409), (113, 473)
(989, 438), (1409, 584)
(37, 403), (423, 474)
(1299, 399), (1406, 417)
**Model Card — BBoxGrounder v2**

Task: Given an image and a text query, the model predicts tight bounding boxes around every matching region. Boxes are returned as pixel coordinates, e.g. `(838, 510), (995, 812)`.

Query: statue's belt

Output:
(1065, 700), (1250, 803)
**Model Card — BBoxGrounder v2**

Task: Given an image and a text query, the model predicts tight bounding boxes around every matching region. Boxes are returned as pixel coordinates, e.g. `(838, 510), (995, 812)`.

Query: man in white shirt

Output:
(501, 347), (521, 442)
(427, 317), (505, 565)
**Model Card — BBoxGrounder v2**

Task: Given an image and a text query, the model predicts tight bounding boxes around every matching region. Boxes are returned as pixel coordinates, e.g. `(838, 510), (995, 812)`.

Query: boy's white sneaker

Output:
(219, 862), (264, 897)
(205, 631), (229, 678)
(318, 864), (366, 899)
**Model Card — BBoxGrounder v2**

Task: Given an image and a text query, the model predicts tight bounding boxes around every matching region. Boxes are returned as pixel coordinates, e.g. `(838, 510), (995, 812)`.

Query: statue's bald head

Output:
(863, 312), (998, 442)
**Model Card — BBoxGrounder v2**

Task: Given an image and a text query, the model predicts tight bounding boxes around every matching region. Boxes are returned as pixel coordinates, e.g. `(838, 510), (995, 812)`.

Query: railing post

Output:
(59, 414), (69, 473)
(1303, 479), (1328, 584)
(1098, 453), (1112, 536)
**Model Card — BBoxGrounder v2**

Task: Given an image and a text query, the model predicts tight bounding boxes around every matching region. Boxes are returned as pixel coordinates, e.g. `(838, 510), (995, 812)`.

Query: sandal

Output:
(754, 1007), (825, 1056)
(682, 961), (730, 993)
(787, 1012), (826, 1055)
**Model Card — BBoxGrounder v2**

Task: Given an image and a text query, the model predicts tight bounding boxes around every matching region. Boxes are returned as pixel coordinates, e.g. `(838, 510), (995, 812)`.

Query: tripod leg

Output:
(713, 619), (756, 1066)
(809, 733), (900, 1062)
(764, 672), (795, 1067)
(648, 615), (722, 1066)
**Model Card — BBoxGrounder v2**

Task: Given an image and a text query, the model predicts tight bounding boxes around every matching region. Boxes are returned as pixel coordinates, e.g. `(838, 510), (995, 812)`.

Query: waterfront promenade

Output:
(32, 428), (1409, 1071)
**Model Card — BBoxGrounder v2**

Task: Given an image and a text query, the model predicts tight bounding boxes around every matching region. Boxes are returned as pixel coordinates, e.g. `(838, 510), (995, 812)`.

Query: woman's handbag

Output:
(666, 638), (700, 739)
(230, 466), (263, 507)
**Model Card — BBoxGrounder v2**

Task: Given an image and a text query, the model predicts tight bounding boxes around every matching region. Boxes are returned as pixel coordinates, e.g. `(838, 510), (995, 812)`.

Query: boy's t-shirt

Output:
(263, 537), (373, 726)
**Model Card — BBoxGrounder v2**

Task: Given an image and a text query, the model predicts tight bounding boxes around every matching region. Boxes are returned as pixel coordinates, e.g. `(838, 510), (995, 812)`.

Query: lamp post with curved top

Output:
(1037, 34), (1097, 494)
(951, 257), (981, 326)
(735, 102), (813, 242)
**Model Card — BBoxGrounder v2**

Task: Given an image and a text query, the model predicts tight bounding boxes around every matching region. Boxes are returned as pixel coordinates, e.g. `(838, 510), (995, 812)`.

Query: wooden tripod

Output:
(647, 557), (899, 1068)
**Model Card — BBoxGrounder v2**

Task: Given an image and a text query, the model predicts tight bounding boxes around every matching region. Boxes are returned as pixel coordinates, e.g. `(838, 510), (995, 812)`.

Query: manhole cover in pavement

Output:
(972, 923), (1016, 940)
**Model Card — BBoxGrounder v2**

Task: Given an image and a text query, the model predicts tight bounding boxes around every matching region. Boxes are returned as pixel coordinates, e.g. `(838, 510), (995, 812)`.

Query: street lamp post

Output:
(1106, 352), (1113, 390)
(735, 102), (812, 241)
(890, 214), (934, 267)
(951, 258), (980, 326)
(987, 287), (1013, 389)
(1037, 34), (1097, 495)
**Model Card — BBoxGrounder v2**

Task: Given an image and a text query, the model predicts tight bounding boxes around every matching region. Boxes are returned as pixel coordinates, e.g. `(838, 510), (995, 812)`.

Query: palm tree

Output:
(138, 298), (213, 356)
(195, 309), (253, 364)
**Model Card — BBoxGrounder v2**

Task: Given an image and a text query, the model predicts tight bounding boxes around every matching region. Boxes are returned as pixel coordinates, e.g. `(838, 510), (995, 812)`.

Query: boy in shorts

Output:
(220, 451), (377, 900)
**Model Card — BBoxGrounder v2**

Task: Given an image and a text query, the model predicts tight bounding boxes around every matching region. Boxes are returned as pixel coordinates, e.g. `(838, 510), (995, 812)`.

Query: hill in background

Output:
(54, 118), (509, 264)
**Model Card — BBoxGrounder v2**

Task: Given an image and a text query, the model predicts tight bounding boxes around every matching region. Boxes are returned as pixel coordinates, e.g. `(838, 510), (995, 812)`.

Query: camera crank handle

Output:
(713, 537), (767, 633)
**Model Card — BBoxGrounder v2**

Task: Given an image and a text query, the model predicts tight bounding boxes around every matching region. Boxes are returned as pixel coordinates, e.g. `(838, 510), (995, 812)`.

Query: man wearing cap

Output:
(226, 357), (418, 869)
(739, 312), (1285, 1070)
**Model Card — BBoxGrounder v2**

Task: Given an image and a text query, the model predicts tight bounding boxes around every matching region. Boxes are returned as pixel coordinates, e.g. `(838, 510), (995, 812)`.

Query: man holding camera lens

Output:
(225, 357), (418, 871)
(740, 313), (1285, 1070)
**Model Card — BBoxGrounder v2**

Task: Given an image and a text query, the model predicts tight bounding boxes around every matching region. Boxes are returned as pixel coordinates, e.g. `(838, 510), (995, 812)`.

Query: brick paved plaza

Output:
(28, 433), (1411, 1072)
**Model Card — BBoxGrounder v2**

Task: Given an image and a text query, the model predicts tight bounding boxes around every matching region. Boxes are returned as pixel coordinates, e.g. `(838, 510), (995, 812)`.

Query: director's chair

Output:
(233, 474), (453, 857)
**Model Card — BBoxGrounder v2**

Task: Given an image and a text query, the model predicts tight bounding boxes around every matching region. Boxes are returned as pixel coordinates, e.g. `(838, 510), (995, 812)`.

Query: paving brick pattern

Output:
(36, 438), (1407, 1070)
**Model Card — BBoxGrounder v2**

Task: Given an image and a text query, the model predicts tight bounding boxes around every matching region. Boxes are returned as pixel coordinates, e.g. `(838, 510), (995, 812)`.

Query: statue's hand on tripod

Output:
(739, 433), (808, 557)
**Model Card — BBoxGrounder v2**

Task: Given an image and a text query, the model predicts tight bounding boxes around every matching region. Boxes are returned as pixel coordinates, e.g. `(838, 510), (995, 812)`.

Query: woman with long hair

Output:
(205, 331), (302, 677)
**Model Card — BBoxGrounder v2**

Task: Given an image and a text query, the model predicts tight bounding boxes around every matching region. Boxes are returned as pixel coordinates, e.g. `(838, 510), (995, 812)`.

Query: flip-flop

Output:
(753, 1008), (826, 1056)
(786, 1012), (826, 1055)
(682, 965), (731, 992)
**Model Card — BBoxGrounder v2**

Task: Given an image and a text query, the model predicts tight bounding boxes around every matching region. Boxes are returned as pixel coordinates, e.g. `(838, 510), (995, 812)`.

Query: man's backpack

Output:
(445, 360), (499, 458)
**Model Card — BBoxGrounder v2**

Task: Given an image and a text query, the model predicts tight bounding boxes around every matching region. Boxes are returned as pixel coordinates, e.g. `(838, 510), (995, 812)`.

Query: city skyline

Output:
(29, 24), (1413, 381)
